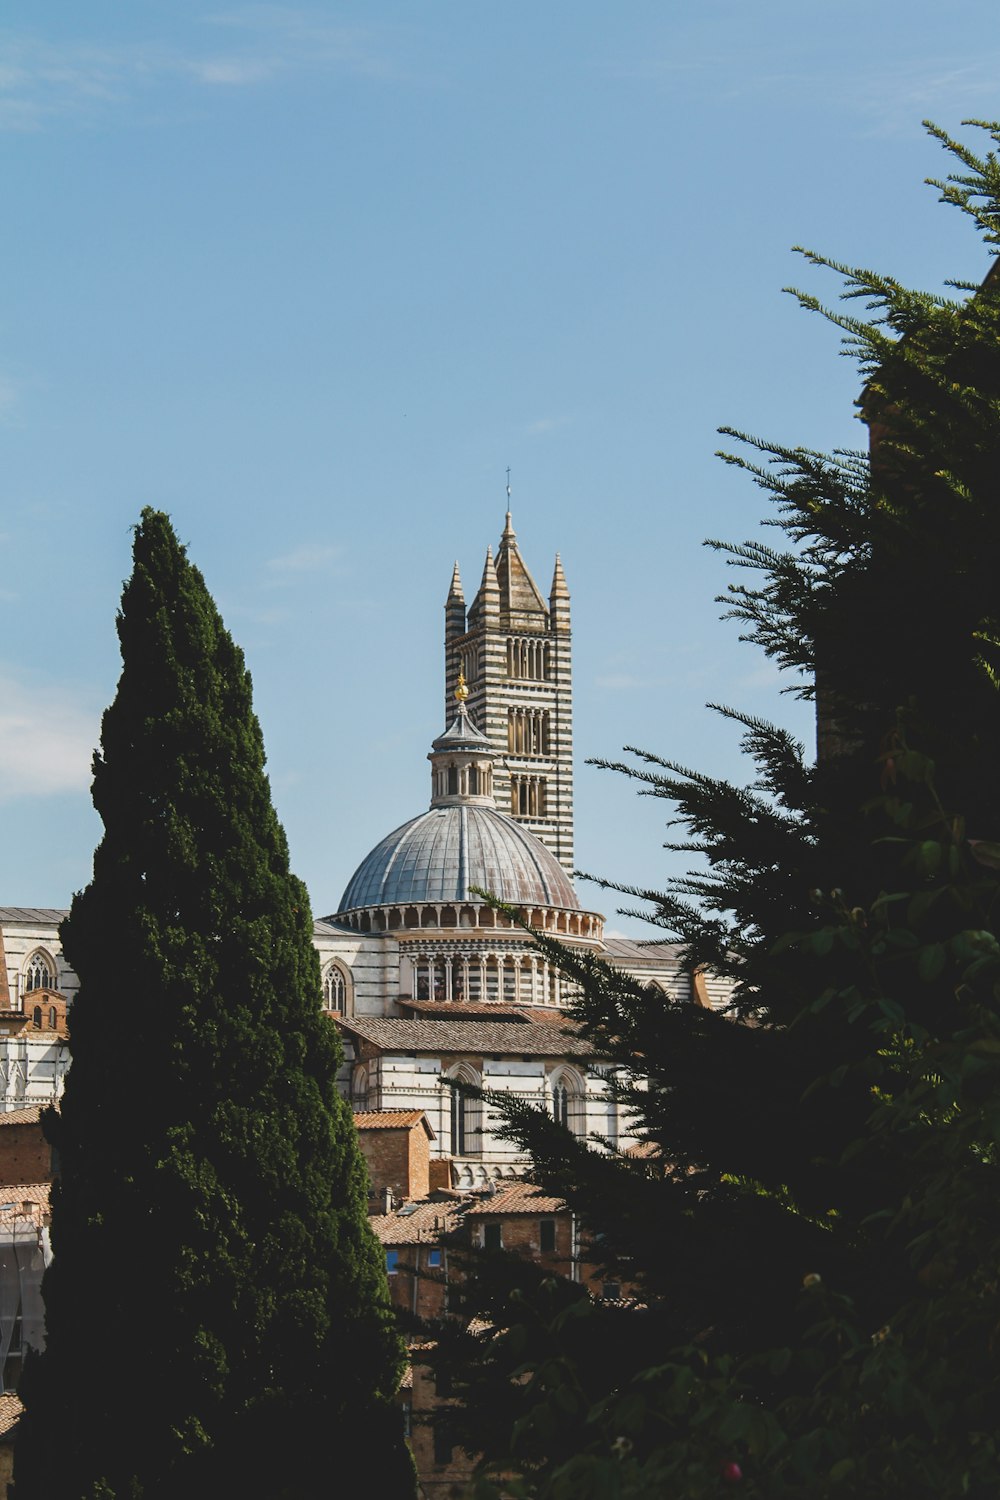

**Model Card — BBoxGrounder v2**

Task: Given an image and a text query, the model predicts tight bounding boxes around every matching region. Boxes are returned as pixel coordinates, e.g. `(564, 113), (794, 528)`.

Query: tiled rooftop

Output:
(0, 1184), (50, 1217)
(602, 937), (684, 963)
(403, 1000), (531, 1021)
(0, 909), (68, 924)
(353, 1109), (434, 1138)
(402, 1000), (573, 1026)
(0, 1106), (46, 1127)
(464, 1181), (567, 1215)
(369, 1200), (468, 1244)
(340, 1016), (590, 1057)
(0, 1394), (22, 1441)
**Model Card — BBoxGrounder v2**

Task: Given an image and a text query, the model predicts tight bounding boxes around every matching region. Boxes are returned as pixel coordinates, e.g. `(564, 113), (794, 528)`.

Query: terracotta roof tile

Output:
(465, 1182), (567, 1215)
(340, 1017), (590, 1058)
(402, 1001), (574, 1027)
(369, 1201), (467, 1244)
(0, 1184), (50, 1223)
(0, 1106), (45, 1127)
(0, 1394), (22, 1441)
(624, 1139), (663, 1159)
(353, 1109), (435, 1139)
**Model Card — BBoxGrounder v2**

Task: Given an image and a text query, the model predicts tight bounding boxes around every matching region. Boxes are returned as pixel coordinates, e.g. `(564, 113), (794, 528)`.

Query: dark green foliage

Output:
(439, 123), (1000, 1497)
(14, 511), (414, 1499)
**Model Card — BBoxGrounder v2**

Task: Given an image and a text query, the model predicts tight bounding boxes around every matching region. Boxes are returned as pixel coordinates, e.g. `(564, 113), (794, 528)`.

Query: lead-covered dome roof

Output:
(338, 803), (579, 912)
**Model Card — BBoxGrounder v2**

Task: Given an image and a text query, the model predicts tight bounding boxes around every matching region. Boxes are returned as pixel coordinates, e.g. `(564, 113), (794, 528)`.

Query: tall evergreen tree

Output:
(437, 122), (1000, 1499)
(15, 510), (414, 1500)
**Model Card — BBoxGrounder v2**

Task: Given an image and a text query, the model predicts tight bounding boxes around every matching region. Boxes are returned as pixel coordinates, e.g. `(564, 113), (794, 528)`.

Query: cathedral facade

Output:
(0, 514), (724, 1178)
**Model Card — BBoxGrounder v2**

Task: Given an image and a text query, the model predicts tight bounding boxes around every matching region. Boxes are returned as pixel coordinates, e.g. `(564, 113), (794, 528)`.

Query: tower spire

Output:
(445, 559), (466, 645)
(442, 508), (575, 877)
(550, 552), (570, 632)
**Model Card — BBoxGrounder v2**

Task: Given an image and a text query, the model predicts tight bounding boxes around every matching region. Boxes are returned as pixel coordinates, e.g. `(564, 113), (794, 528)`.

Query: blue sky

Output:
(3, 2), (999, 932)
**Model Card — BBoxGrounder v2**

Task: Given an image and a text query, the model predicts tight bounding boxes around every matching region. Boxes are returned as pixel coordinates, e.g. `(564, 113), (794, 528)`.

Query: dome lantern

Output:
(428, 674), (497, 808)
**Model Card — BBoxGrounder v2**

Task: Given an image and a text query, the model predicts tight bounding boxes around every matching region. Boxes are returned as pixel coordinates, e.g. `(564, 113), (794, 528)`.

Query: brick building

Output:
(0, 511), (732, 1493)
(0, 1108), (55, 1188)
(354, 1109), (437, 1208)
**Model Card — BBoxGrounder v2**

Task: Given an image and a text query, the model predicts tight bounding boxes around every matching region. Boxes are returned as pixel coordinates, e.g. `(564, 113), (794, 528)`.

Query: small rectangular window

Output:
(426, 1247), (442, 1268)
(386, 1250), (399, 1275)
(483, 1223), (502, 1251)
(539, 1220), (556, 1252)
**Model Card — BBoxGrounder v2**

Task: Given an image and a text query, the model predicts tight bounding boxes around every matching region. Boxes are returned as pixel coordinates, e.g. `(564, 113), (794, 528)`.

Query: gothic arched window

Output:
(322, 963), (350, 1015)
(351, 1065), (369, 1109)
(24, 951), (55, 995)
(446, 1065), (482, 1157)
(551, 1068), (585, 1137)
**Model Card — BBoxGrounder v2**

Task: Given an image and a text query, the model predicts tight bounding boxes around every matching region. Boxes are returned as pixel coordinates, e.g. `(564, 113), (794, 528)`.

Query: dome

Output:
(338, 803), (579, 913)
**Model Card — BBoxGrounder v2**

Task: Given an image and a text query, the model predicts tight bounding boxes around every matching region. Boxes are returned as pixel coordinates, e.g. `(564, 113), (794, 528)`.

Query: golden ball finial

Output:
(455, 670), (469, 704)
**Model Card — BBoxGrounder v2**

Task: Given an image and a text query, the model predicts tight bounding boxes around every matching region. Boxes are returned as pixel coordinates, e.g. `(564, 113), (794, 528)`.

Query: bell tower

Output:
(444, 511), (574, 877)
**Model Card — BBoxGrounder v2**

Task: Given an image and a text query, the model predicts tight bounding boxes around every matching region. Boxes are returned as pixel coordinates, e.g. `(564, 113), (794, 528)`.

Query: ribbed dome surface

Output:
(338, 804), (578, 912)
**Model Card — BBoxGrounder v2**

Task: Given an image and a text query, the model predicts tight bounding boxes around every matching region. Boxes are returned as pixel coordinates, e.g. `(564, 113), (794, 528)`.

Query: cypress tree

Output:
(436, 122), (1000, 1498)
(14, 510), (414, 1499)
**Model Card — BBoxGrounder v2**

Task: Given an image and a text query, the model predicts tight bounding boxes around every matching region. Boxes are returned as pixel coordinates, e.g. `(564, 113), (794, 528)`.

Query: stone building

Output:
(0, 511), (730, 1497)
(313, 512), (724, 1183)
(0, 515), (723, 1173)
(0, 914), (71, 1116)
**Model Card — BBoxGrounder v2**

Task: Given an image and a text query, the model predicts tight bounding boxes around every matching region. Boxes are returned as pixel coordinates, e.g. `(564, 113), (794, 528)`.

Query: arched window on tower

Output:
(24, 951), (55, 996)
(322, 962), (351, 1015)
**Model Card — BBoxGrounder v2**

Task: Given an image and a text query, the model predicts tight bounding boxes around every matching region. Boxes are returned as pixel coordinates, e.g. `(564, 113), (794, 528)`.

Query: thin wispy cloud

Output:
(266, 542), (342, 576)
(606, 43), (1000, 138)
(525, 416), (571, 436)
(848, 59), (1000, 137)
(203, 7), (401, 77)
(0, 673), (97, 801)
(0, 11), (398, 130)
(188, 57), (275, 87)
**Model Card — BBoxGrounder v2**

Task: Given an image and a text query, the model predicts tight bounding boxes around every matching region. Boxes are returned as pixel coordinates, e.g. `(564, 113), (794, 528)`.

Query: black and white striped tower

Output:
(444, 505), (574, 878)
